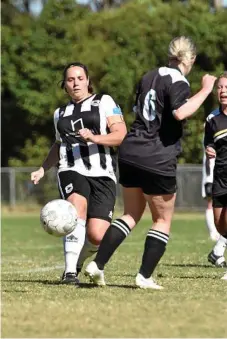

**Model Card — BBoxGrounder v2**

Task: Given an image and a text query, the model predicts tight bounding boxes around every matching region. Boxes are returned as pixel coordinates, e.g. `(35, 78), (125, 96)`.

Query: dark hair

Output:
(60, 62), (94, 93)
(216, 71), (227, 86)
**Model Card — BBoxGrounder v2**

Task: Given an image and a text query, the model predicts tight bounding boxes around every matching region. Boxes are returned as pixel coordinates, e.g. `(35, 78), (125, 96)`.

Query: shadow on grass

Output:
(2, 279), (137, 289)
(110, 273), (135, 278)
(177, 275), (219, 279)
(157, 273), (220, 279)
(163, 263), (214, 268)
(2, 289), (29, 293)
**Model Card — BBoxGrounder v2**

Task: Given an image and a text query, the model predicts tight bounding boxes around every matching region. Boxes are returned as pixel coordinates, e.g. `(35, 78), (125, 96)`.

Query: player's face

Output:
(217, 77), (227, 106)
(65, 66), (90, 102)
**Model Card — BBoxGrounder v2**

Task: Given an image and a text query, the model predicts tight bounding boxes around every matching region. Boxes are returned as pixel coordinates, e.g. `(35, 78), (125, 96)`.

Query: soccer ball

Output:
(40, 199), (77, 237)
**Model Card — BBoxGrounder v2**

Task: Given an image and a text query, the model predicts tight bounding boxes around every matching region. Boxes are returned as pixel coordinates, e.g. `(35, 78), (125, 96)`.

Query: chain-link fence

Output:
(1, 165), (206, 211)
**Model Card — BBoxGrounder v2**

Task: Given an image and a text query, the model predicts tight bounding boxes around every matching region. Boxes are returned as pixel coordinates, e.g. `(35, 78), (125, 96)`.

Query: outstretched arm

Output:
(31, 142), (60, 185)
(173, 74), (217, 121)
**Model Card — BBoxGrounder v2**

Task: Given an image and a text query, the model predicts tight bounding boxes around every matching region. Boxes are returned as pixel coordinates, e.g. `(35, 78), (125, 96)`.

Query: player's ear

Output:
(64, 83), (68, 93)
(61, 80), (68, 93)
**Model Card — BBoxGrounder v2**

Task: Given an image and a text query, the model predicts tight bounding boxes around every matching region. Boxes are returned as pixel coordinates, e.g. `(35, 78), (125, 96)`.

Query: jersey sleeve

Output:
(133, 80), (142, 113)
(204, 119), (215, 149)
(101, 94), (124, 127)
(169, 81), (190, 114)
(53, 108), (61, 143)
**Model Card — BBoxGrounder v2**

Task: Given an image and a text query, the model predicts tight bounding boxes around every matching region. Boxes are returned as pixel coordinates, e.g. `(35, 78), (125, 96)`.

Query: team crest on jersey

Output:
(113, 106), (122, 115)
(91, 100), (101, 106)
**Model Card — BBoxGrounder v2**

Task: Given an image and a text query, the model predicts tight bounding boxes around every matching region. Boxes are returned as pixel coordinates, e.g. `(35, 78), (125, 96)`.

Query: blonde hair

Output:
(168, 36), (196, 66)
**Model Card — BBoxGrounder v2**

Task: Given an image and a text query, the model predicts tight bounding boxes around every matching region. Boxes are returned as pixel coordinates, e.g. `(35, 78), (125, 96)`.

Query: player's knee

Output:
(67, 194), (87, 218)
(87, 231), (102, 246)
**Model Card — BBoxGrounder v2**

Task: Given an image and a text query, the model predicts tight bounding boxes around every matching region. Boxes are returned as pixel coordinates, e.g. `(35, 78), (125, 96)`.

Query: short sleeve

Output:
(169, 81), (190, 114)
(133, 80), (142, 113)
(204, 119), (215, 149)
(100, 94), (124, 127)
(54, 108), (61, 142)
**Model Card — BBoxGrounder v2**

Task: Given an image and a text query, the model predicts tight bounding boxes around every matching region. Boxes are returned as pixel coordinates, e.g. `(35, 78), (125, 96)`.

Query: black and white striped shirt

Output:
(54, 94), (123, 183)
(204, 107), (227, 196)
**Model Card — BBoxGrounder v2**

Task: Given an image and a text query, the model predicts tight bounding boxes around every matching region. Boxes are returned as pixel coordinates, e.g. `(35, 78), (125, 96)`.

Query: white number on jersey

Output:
(143, 89), (157, 122)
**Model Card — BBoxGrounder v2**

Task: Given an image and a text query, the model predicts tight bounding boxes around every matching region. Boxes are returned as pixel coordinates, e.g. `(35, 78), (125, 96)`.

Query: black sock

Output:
(94, 219), (131, 270)
(139, 229), (169, 278)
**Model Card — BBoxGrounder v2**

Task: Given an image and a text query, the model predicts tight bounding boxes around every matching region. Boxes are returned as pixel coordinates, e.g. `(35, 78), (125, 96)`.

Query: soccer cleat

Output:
(208, 251), (227, 268)
(221, 271), (227, 280)
(84, 261), (106, 286)
(61, 272), (80, 285)
(135, 273), (163, 290)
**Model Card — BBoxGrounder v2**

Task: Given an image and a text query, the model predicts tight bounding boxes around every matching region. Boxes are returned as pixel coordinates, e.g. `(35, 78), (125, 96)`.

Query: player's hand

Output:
(206, 146), (216, 159)
(78, 128), (98, 143)
(202, 74), (217, 94)
(31, 167), (45, 185)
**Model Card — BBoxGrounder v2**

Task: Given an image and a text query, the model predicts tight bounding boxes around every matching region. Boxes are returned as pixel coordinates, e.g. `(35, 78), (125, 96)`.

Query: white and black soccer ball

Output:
(40, 199), (77, 237)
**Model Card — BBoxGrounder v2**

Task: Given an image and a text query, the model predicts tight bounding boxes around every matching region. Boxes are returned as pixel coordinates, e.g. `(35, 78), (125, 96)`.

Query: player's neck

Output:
(168, 62), (186, 76)
(72, 93), (92, 104)
(221, 104), (227, 115)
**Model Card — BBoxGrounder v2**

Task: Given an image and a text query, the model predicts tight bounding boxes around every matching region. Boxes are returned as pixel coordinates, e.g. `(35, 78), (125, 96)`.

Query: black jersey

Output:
(118, 66), (190, 176)
(204, 107), (227, 196)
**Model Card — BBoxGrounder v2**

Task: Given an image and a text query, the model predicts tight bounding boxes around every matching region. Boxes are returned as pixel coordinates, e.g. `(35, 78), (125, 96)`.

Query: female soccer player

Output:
(204, 72), (227, 280)
(85, 36), (217, 289)
(31, 62), (127, 284)
(201, 146), (226, 267)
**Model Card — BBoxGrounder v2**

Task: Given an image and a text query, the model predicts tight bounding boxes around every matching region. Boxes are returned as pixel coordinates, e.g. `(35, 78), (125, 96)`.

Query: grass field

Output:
(1, 214), (227, 338)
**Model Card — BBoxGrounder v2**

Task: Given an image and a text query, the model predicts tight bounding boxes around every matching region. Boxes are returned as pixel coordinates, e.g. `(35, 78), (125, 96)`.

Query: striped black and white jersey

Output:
(204, 107), (227, 196)
(118, 66), (190, 176)
(54, 94), (123, 183)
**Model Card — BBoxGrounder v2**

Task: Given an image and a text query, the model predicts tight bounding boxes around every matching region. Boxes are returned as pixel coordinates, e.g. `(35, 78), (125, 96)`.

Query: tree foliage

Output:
(2, 0), (227, 167)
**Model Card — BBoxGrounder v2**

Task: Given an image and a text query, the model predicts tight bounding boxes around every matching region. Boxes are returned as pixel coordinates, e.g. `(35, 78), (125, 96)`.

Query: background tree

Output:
(2, 0), (227, 167)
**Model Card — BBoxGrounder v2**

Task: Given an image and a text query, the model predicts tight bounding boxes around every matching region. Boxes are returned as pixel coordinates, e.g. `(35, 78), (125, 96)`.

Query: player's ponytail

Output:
(168, 36), (196, 67)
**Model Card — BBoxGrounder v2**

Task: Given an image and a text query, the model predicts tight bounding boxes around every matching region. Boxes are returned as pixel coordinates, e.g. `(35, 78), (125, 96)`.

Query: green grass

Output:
(1, 214), (227, 338)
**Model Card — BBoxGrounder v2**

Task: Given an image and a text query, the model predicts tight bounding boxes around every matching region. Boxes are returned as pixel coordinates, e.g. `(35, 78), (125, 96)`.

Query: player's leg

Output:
(76, 176), (115, 278)
(85, 186), (146, 285)
(205, 189), (219, 241)
(208, 196), (227, 268)
(85, 162), (147, 284)
(57, 171), (89, 284)
(135, 173), (176, 289)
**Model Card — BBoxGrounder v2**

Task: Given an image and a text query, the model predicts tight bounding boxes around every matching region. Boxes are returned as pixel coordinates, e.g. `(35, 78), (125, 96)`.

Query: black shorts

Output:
(118, 161), (176, 195)
(57, 170), (116, 222)
(212, 194), (227, 208)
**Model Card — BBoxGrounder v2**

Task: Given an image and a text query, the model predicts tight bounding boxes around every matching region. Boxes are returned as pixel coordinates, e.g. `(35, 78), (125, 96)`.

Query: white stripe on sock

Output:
(113, 220), (130, 234)
(147, 231), (169, 244)
(112, 221), (130, 237)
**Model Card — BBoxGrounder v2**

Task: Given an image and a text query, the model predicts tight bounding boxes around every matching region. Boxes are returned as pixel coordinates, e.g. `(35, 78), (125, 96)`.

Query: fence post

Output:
(9, 168), (16, 209)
